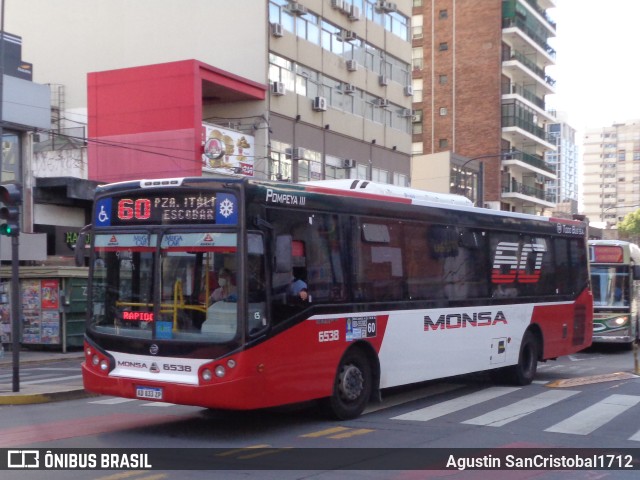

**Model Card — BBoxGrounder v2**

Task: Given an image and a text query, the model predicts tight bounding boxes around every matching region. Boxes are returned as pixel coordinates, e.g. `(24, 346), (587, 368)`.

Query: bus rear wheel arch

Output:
(325, 345), (378, 420)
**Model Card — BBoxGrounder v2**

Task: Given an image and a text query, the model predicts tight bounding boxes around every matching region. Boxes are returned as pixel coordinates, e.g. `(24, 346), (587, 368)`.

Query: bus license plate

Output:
(136, 386), (163, 400)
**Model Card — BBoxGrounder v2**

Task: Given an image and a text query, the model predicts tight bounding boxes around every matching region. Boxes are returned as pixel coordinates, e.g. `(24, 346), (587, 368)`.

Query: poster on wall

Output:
(201, 123), (255, 176)
(19, 279), (61, 345)
(21, 280), (41, 344)
(0, 282), (10, 344)
(41, 280), (60, 310)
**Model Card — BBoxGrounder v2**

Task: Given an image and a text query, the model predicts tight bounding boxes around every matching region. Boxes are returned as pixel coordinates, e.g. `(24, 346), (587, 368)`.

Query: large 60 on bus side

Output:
(79, 177), (593, 419)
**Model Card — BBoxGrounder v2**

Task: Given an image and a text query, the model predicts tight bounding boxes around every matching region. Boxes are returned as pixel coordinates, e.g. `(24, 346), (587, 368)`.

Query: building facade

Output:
(545, 113), (579, 217)
(410, 0), (556, 213)
(5, 0), (413, 259)
(582, 120), (640, 228)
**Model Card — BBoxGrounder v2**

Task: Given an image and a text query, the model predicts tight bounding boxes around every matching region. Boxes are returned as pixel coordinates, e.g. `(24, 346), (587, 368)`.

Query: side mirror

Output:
(74, 224), (91, 267)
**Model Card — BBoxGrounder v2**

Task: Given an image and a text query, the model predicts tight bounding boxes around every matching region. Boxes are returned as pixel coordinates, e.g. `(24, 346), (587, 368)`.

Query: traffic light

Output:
(0, 183), (22, 237)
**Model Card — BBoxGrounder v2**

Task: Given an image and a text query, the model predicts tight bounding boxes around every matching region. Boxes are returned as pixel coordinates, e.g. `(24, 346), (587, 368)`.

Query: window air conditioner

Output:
(343, 30), (357, 41)
(399, 108), (412, 117)
(286, 2), (308, 15)
(271, 23), (284, 37)
(331, 0), (343, 9)
(346, 59), (358, 71)
(378, 75), (389, 86)
(343, 158), (356, 168)
(313, 96), (328, 112)
(376, 98), (389, 108)
(343, 83), (356, 94)
(348, 5), (360, 20)
(404, 85), (413, 96)
(272, 81), (285, 96)
(285, 147), (305, 159)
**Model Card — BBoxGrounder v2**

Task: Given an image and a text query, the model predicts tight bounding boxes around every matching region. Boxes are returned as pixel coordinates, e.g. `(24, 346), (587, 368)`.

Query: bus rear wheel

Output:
(505, 331), (539, 386)
(326, 348), (372, 420)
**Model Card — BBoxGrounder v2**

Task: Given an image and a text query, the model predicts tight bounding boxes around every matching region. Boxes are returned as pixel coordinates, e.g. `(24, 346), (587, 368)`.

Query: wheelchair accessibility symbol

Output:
(96, 199), (112, 226)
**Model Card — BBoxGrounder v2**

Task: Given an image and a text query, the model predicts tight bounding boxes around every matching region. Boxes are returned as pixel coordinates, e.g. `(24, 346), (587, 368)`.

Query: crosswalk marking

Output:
(141, 401), (175, 407)
(545, 394), (640, 435)
(462, 389), (580, 427)
(364, 383), (464, 414)
(89, 397), (137, 405)
(391, 386), (520, 422)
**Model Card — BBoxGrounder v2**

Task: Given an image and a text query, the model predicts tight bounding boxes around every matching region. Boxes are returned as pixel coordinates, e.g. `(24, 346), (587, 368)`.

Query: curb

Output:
(0, 388), (97, 405)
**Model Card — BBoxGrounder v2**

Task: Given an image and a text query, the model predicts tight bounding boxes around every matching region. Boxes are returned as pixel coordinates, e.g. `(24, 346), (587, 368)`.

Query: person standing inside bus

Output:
(210, 268), (237, 302)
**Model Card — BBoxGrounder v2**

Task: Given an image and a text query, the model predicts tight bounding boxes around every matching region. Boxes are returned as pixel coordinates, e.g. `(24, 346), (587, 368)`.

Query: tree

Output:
(617, 209), (640, 241)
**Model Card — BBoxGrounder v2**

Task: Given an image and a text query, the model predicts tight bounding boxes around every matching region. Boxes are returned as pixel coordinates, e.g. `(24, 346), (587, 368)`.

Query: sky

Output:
(547, 0), (640, 131)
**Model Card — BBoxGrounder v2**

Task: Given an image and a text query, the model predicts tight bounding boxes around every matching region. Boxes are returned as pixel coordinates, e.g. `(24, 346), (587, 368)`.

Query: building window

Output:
(439, 107), (447, 116)
(439, 42), (448, 51)
(412, 142), (424, 155)
(412, 47), (423, 70)
(439, 74), (448, 84)
(439, 9), (448, 19)
(439, 138), (448, 149)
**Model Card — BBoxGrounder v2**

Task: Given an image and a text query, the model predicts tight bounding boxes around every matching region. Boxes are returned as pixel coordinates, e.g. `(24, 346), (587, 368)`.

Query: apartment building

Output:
(410, 0), (557, 213)
(582, 120), (640, 227)
(5, 0), (413, 258)
(545, 113), (579, 217)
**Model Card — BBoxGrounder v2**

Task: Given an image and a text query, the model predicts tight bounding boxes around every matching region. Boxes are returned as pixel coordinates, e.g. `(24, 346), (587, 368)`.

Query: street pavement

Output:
(0, 347), (89, 405)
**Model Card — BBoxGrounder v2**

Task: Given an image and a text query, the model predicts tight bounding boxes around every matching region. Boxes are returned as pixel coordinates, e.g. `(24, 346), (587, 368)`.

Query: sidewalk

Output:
(0, 348), (91, 405)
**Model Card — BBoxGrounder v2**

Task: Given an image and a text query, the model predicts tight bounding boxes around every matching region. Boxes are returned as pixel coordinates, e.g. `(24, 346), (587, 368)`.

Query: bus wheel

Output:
(506, 331), (539, 386)
(327, 348), (372, 420)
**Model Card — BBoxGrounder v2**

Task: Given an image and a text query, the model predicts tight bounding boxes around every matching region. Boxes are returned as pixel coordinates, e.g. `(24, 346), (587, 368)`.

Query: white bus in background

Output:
(589, 239), (640, 345)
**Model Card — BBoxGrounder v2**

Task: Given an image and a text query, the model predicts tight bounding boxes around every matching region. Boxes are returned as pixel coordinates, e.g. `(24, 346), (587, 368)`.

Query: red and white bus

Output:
(80, 177), (593, 419)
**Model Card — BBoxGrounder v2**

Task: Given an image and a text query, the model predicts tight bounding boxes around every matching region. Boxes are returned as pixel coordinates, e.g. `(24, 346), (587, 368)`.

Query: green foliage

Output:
(618, 209), (640, 235)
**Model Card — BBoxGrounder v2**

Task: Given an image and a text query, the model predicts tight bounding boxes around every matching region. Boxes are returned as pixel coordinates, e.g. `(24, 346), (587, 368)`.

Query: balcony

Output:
(503, 150), (554, 175)
(502, 16), (556, 60)
(502, 49), (556, 93)
(502, 179), (555, 208)
(502, 114), (555, 150)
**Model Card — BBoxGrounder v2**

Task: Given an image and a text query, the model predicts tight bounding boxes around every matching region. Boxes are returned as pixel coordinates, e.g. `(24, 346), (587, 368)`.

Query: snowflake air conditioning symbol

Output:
(219, 198), (234, 218)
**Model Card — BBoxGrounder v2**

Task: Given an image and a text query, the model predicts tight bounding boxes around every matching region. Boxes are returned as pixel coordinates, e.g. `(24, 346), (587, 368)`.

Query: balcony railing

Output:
(523, 0), (557, 30)
(502, 179), (547, 201)
(502, 16), (556, 59)
(502, 49), (556, 88)
(501, 82), (545, 110)
(502, 115), (551, 145)
(504, 150), (554, 174)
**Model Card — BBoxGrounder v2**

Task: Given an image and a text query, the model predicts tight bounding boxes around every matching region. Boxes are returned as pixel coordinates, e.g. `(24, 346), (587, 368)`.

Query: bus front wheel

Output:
(505, 330), (539, 386)
(326, 348), (372, 420)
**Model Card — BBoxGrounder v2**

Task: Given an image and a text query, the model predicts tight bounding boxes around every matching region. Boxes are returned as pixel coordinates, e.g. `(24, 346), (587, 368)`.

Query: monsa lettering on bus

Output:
(424, 311), (508, 331)
(265, 188), (306, 205)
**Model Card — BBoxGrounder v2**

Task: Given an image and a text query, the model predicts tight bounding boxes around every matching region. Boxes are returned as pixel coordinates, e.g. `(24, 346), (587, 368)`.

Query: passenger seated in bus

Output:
(210, 268), (237, 303)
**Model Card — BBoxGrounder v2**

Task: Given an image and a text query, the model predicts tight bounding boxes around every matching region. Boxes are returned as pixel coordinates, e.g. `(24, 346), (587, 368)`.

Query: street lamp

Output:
(454, 151), (520, 207)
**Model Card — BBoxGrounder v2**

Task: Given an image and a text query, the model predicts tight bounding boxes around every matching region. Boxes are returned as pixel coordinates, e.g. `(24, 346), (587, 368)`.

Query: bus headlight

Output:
(100, 360), (109, 371)
(215, 365), (226, 378)
(201, 368), (213, 382)
(607, 316), (629, 327)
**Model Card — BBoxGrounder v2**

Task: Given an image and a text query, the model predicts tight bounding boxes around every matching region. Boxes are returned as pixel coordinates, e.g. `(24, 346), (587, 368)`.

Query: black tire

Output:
(505, 331), (539, 386)
(326, 348), (372, 420)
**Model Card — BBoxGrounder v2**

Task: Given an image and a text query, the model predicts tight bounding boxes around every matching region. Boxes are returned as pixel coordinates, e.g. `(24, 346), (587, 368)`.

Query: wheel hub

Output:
(338, 364), (364, 401)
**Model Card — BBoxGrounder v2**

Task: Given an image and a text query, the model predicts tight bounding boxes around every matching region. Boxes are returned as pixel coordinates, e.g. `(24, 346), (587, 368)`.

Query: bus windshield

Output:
(89, 231), (266, 342)
(591, 265), (629, 307)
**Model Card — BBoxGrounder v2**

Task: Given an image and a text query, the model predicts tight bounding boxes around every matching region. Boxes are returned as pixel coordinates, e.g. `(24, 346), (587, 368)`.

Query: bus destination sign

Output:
(94, 192), (238, 227)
